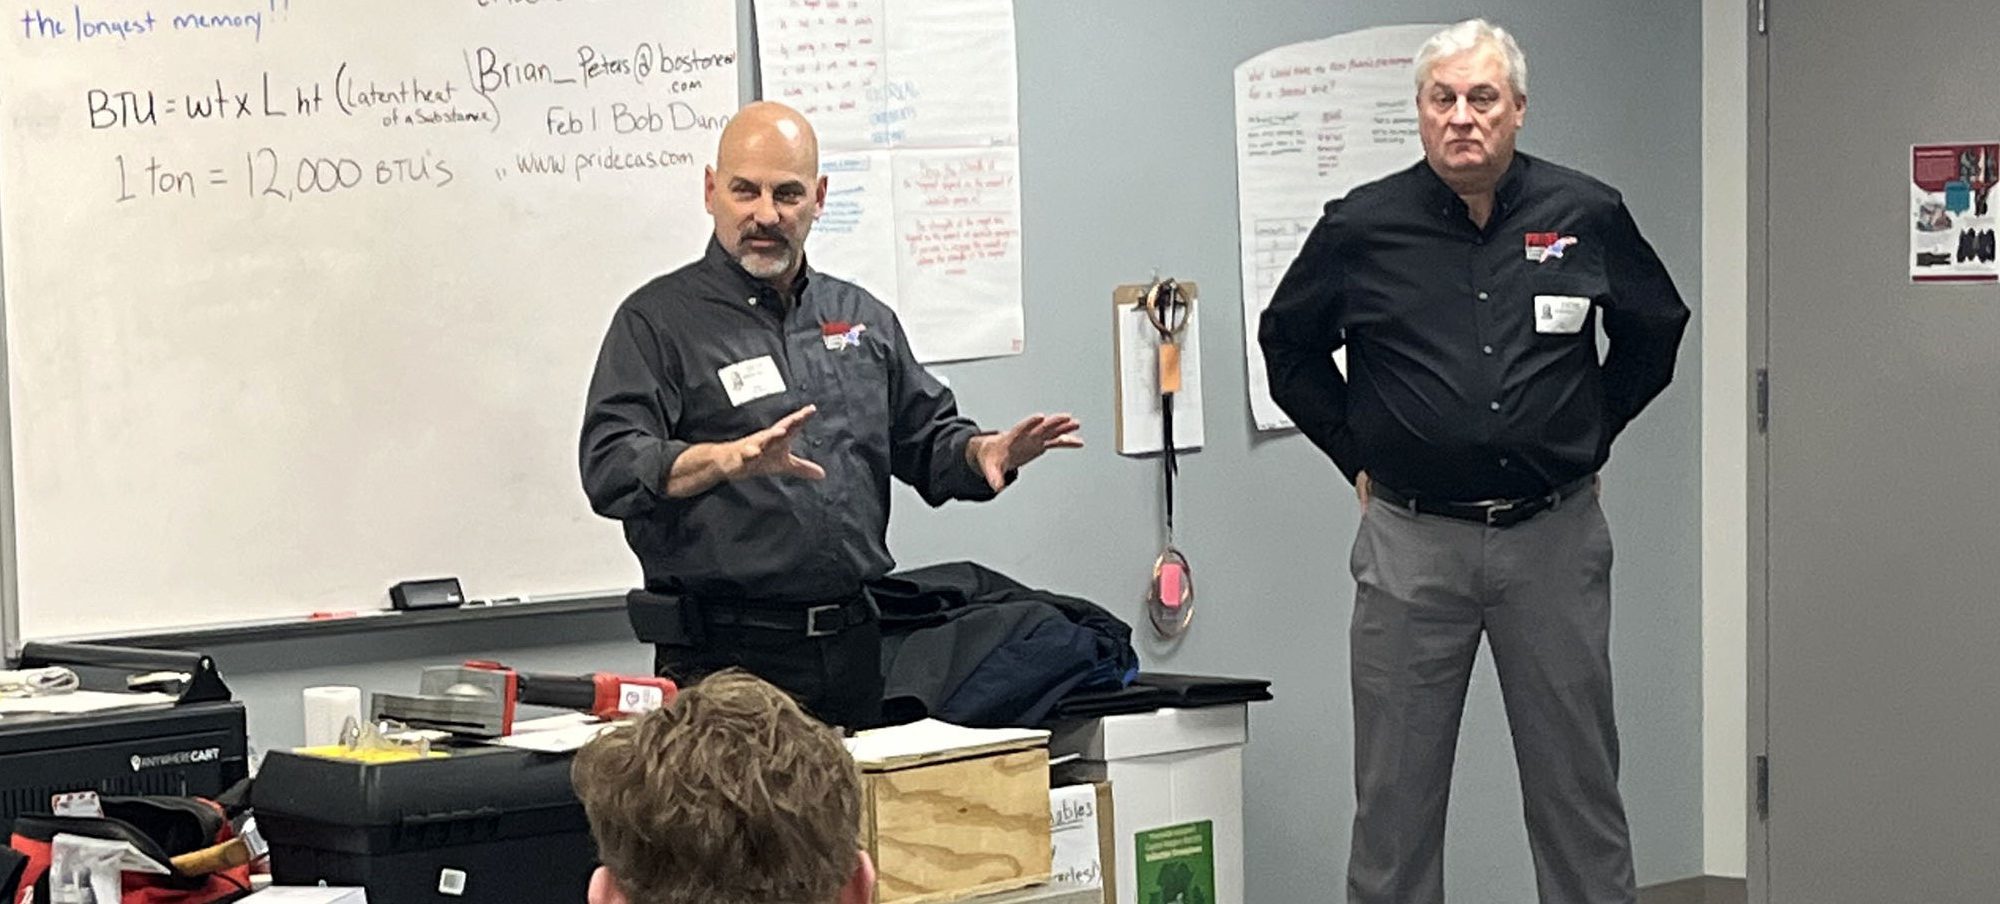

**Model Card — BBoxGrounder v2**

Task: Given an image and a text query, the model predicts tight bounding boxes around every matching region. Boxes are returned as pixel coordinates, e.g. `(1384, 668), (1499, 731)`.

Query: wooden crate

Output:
(863, 744), (1054, 904)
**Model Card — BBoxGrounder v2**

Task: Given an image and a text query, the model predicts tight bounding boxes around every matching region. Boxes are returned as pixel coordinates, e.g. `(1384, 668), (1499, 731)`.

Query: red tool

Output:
(373, 662), (678, 738)
(463, 661), (677, 733)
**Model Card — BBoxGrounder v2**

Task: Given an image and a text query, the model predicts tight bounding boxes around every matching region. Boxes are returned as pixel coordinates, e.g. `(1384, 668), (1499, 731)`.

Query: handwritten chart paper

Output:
(759, 0), (1023, 362)
(1234, 24), (1438, 431)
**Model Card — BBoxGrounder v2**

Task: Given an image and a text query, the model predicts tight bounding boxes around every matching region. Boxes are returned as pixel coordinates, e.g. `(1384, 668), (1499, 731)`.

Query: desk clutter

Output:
(2, 627), (1269, 904)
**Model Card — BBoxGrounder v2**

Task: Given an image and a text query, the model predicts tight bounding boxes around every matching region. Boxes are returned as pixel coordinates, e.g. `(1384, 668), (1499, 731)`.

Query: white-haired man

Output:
(1260, 19), (1689, 904)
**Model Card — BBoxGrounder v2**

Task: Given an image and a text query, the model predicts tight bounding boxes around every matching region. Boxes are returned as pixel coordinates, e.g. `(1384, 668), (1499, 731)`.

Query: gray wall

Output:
(135, 1), (1707, 900)
(896, 1), (1705, 897)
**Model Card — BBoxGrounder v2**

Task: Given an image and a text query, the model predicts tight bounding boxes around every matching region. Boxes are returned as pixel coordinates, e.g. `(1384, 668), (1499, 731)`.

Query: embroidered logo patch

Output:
(822, 321), (868, 351)
(1524, 232), (1581, 263)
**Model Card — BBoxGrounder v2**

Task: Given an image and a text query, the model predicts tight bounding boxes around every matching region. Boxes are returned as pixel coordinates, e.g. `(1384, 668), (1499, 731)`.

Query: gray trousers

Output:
(1346, 489), (1636, 904)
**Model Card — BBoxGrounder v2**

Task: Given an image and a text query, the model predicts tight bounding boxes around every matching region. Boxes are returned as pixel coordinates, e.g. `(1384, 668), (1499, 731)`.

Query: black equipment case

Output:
(250, 744), (595, 904)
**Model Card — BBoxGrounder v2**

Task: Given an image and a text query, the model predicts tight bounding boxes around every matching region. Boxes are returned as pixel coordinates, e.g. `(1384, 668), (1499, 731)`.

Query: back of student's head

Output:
(571, 669), (871, 904)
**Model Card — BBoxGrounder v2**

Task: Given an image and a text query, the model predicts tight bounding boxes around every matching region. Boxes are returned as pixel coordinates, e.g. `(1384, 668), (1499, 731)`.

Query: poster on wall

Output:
(757, 0), (1026, 362)
(1135, 820), (1215, 904)
(1233, 24), (1441, 431)
(1910, 142), (1999, 284)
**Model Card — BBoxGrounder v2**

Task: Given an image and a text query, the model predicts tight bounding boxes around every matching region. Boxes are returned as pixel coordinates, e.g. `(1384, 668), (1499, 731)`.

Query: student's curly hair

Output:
(571, 669), (863, 904)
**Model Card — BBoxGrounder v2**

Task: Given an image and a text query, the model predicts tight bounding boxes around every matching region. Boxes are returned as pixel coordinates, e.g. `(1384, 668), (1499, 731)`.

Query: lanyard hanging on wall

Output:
(1143, 277), (1194, 639)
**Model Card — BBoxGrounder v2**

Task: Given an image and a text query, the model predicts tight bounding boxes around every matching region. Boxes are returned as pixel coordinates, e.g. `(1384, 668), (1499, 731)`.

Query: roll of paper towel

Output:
(302, 686), (363, 747)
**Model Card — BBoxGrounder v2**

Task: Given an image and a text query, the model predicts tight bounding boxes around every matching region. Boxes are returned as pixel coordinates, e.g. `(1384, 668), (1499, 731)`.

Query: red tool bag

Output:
(7, 796), (252, 904)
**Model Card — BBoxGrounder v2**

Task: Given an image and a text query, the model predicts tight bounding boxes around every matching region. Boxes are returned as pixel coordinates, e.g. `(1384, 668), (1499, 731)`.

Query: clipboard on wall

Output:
(1111, 282), (1205, 456)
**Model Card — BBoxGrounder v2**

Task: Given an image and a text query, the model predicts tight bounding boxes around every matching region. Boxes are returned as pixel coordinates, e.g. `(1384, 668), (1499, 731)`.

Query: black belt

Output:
(626, 589), (874, 644)
(1370, 475), (1595, 528)
(696, 593), (874, 638)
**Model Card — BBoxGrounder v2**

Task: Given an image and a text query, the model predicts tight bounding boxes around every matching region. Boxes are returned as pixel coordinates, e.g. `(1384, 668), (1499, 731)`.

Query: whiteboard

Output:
(0, 0), (740, 640)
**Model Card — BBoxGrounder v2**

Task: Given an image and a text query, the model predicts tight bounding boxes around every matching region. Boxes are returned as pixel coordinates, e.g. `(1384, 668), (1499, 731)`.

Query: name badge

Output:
(718, 355), (785, 406)
(1533, 295), (1591, 334)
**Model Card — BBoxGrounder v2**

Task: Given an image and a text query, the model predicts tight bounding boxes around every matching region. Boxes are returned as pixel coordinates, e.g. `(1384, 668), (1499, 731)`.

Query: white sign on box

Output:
(1049, 784), (1104, 888)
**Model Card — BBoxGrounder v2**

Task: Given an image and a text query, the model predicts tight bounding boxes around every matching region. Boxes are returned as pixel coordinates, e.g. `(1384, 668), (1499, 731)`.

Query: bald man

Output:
(580, 103), (1080, 729)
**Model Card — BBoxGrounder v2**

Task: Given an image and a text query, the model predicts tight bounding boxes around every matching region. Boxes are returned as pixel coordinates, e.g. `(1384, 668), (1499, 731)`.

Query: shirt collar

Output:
(1421, 152), (1531, 221)
(701, 235), (812, 305)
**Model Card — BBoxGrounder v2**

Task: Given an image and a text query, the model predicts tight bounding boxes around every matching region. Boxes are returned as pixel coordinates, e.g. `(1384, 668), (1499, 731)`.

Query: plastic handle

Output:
(1159, 562), (1185, 609)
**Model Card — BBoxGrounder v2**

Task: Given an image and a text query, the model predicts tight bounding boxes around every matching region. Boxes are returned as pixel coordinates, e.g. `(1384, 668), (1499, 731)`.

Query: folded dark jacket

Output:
(874, 561), (1138, 727)
(1049, 672), (1273, 720)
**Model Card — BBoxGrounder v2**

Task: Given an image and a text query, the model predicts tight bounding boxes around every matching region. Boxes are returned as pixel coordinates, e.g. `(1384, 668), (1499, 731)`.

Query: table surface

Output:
(965, 879), (1102, 904)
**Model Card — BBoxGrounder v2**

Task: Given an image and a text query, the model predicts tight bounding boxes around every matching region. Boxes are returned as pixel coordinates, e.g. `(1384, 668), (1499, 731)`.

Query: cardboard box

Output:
(1049, 705), (1248, 904)
(862, 743), (1054, 904)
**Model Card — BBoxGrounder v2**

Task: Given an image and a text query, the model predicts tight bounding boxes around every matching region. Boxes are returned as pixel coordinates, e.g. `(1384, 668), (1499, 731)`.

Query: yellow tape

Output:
(292, 744), (447, 763)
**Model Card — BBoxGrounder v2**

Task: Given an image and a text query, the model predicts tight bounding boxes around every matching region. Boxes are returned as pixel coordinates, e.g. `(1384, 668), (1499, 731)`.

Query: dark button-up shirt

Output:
(581, 239), (995, 602)
(1259, 154), (1690, 501)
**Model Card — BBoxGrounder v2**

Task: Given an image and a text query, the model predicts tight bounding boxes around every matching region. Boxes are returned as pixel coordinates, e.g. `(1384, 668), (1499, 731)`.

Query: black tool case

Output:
(250, 744), (595, 903)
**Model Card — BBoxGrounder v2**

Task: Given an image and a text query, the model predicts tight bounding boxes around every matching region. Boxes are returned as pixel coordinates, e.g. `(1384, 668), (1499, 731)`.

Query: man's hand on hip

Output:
(966, 413), (1084, 492)
(1357, 471), (1372, 513)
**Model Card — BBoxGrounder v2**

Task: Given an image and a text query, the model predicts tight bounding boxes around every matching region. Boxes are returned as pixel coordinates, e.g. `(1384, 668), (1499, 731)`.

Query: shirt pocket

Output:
(819, 329), (895, 445)
(1533, 294), (1592, 334)
(1524, 272), (1608, 341)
